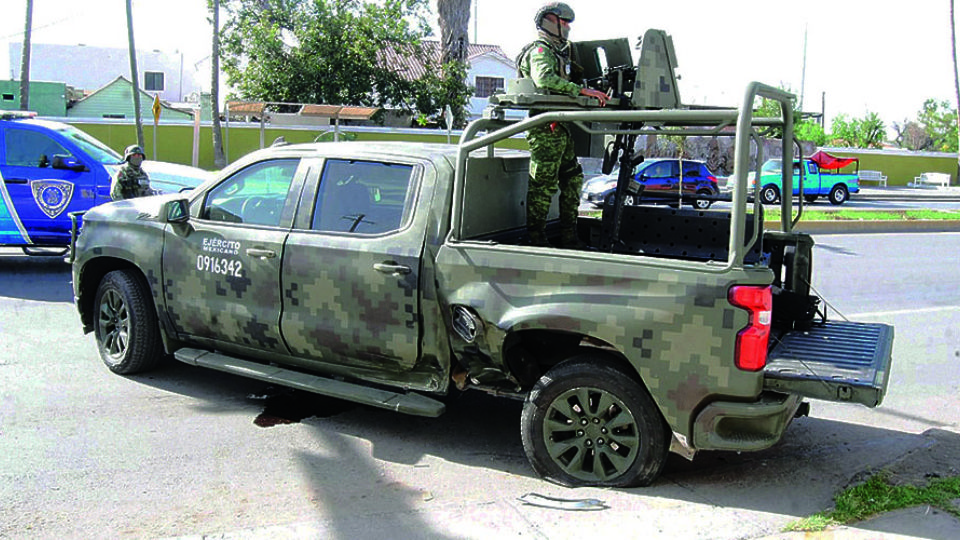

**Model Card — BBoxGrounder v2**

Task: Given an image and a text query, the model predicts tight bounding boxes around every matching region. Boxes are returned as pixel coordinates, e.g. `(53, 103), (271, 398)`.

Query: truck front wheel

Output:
(760, 185), (780, 205)
(521, 356), (669, 487)
(93, 269), (163, 374)
(829, 184), (849, 205)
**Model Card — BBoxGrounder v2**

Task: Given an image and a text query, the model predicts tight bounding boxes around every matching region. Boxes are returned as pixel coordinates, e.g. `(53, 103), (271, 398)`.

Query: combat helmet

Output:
(535, 2), (574, 41)
(124, 145), (145, 162)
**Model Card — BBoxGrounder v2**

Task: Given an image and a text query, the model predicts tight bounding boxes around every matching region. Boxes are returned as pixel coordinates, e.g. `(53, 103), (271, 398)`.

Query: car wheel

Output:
(94, 270), (163, 374)
(760, 185), (780, 205)
(521, 355), (669, 487)
(829, 185), (849, 205)
(804, 195), (818, 204)
(693, 190), (713, 210)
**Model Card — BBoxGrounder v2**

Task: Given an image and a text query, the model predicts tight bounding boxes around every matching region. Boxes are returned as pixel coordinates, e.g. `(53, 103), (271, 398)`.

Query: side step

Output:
(173, 348), (446, 417)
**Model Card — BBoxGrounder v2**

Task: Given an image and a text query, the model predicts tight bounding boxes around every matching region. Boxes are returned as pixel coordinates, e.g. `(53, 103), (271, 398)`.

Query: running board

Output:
(173, 348), (446, 417)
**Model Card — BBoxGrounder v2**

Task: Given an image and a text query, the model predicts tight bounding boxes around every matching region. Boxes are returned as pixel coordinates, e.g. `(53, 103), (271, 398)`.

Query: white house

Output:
(8, 43), (203, 104)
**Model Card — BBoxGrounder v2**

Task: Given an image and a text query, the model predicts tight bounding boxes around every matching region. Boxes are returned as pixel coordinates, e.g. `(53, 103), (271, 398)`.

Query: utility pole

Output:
(19, 0), (33, 111)
(126, 0), (145, 150)
(799, 24), (808, 112)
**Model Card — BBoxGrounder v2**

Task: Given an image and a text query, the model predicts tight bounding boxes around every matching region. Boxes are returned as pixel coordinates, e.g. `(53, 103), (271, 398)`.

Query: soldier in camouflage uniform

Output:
(517, 2), (608, 247)
(110, 145), (153, 201)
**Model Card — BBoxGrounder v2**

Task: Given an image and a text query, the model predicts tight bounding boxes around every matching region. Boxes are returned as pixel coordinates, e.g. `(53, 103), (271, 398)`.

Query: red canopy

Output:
(809, 150), (859, 170)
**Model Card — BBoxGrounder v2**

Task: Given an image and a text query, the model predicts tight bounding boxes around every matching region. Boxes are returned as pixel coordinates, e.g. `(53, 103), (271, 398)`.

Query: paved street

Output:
(1, 231), (958, 539)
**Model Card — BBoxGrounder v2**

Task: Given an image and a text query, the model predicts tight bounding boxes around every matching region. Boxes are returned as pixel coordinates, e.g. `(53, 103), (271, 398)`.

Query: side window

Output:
(645, 161), (674, 179)
(311, 160), (414, 234)
(202, 159), (300, 227)
(808, 162), (819, 175)
(682, 161), (701, 177)
(3, 128), (72, 168)
(792, 163), (801, 176)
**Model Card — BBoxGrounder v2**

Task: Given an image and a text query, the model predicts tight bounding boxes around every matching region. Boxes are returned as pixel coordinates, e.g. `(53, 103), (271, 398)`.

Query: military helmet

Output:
(535, 2), (575, 26)
(124, 145), (145, 161)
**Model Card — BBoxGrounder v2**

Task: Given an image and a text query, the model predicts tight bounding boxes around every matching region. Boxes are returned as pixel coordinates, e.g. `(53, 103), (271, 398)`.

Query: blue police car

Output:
(0, 112), (210, 253)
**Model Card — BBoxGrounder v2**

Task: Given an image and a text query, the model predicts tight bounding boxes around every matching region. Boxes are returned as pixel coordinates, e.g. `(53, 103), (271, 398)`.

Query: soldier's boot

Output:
(527, 227), (551, 247)
(559, 224), (586, 250)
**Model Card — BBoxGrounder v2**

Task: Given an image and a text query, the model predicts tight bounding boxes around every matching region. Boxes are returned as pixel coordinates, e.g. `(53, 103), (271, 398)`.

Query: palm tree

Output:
(211, 0), (226, 168)
(437, 0), (471, 127)
(951, 0), (959, 185)
(18, 0), (33, 111)
(125, 0), (145, 149)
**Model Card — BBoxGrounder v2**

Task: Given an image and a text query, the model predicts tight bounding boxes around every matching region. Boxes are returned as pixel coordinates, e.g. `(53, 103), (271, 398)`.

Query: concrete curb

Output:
(764, 219), (960, 234)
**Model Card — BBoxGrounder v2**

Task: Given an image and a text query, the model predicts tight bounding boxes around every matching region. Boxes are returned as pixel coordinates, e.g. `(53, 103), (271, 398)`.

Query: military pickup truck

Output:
(70, 32), (894, 488)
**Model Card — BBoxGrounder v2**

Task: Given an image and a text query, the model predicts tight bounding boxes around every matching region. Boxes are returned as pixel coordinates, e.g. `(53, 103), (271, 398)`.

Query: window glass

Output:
(55, 125), (122, 164)
(2, 128), (72, 167)
(808, 162), (818, 174)
(202, 159), (300, 227)
(682, 161), (702, 177)
(475, 76), (505, 98)
(311, 160), (414, 234)
(144, 71), (165, 92)
(645, 161), (675, 179)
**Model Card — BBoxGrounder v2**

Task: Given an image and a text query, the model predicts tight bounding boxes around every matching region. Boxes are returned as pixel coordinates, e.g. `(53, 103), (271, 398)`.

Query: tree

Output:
(893, 120), (934, 151)
(916, 99), (959, 152)
(437, 0), (471, 127)
(210, 0), (226, 168)
(754, 86), (824, 144)
(125, 0), (145, 149)
(18, 0), (32, 111)
(218, 0), (468, 123)
(828, 112), (885, 149)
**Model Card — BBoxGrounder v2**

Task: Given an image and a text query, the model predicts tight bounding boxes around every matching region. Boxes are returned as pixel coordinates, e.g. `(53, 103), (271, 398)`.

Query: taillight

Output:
(728, 285), (772, 371)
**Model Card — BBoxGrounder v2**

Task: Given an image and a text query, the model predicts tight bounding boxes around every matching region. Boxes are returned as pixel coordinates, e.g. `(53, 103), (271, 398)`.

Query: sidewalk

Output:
(856, 185), (960, 202)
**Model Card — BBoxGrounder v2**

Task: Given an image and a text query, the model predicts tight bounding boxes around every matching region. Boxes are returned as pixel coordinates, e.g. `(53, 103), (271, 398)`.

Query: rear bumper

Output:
(692, 391), (804, 452)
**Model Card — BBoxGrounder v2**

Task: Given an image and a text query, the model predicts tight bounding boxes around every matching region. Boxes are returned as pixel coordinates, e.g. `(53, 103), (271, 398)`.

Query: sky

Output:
(2, 0), (958, 133)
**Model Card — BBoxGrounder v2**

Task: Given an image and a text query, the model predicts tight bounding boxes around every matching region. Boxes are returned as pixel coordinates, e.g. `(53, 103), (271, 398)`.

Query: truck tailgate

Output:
(763, 321), (894, 407)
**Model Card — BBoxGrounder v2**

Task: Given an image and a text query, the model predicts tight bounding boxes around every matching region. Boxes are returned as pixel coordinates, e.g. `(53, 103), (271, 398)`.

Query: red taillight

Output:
(728, 285), (772, 371)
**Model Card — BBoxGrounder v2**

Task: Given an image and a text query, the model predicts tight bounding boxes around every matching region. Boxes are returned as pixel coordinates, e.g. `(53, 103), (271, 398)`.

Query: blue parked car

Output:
(0, 112), (211, 253)
(581, 158), (721, 210)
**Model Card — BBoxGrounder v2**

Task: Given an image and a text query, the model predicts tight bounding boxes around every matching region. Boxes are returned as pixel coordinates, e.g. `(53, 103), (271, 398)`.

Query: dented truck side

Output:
(71, 32), (894, 488)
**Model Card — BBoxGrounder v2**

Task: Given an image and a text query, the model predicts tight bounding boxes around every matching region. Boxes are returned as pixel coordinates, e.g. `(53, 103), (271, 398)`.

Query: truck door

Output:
(281, 158), (424, 372)
(161, 158), (303, 355)
(0, 125), (98, 245)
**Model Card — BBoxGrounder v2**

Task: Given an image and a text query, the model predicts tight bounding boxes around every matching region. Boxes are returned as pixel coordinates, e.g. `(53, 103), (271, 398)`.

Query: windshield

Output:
(761, 159), (782, 173)
(55, 126), (122, 164)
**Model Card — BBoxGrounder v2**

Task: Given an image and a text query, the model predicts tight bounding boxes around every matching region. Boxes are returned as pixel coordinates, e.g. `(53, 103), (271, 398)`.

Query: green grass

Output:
(785, 473), (960, 532)
(764, 209), (960, 221)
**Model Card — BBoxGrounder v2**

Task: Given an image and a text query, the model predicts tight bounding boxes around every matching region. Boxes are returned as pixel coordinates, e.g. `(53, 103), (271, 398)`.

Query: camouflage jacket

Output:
(110, 163), (151, 201)
(516, 37), (580, 98)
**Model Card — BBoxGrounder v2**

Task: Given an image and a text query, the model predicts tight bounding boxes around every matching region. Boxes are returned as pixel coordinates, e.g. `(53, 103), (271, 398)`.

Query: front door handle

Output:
(4, 178), (28, 184)
(374, 262), (411, 276)
(246, 248), (276, 259)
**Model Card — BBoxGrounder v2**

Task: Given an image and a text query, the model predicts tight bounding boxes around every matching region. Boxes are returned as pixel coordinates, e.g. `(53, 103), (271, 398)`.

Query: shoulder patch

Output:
(537, 47), (544, 53)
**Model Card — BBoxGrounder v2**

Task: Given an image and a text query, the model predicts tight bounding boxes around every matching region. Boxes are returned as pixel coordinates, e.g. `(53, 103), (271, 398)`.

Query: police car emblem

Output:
(30, 180), (75, 218)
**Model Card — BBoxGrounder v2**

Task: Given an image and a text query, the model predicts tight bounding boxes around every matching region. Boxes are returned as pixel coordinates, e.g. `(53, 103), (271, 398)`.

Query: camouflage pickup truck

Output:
(71, 33), (894, 488)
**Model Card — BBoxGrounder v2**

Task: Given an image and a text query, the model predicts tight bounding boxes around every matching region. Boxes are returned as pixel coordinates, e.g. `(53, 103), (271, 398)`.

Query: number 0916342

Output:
(196, 255), (243, 277)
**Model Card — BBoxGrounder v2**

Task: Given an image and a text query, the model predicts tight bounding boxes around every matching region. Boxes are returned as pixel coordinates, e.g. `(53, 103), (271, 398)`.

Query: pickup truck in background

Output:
(0, 112), (211, 253)
(749, 157), (860, 205)
(70, 33), (894, 488)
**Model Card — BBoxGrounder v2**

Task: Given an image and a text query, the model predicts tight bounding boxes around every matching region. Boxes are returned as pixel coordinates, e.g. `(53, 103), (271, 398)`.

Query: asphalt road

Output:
(1, 233), (958, 540)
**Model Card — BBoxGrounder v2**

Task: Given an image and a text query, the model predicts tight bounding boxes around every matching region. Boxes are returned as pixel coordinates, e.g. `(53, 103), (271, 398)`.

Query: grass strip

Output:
(785, 473), (960, 532)
(764, 209), (960, 221)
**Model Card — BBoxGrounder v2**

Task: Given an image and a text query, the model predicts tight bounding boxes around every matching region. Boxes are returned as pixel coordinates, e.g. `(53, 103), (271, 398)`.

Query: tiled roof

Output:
(380, 40), (513, 81)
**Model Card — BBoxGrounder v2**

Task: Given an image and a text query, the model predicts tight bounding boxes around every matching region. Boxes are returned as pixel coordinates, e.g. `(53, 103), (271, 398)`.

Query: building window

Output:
(474, 76), (505, 99)
(2, 93), (14, 101)
(144, 71), (165, 92)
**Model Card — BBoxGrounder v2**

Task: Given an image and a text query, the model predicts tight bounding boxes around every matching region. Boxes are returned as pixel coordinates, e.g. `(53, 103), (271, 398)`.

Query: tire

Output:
(829, 184), (849, 205)
(93, 270), (163, 374)
(521, 356), (669, 487)
(605, 193), (635, 206)
(803, 195), (818, 204)
(692, 190), (713, 210)
(760, 185), (780, 205)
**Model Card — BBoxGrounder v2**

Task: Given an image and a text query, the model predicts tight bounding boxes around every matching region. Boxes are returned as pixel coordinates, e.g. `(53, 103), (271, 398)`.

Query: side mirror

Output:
(163, 198), (190, 223)
(52, 154), (88, 172)
(601, 142), (619, 175)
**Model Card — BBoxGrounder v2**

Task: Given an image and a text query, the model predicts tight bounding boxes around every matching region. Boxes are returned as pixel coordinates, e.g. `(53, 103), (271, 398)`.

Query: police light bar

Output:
(0, 111), (38, 120)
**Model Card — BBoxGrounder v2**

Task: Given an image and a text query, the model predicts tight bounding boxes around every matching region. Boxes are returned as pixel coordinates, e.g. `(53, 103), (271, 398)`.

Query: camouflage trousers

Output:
(526, 122), (583, 246)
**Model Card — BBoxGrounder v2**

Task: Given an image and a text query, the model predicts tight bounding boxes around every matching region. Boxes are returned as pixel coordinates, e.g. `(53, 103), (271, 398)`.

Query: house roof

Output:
(380, 41), (513, 81)
(72, 75), (194, 116)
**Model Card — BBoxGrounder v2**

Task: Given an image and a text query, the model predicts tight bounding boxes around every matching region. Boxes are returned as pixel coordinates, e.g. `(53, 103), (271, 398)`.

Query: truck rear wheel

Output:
(93, 270), (163, 374)
(521, 356), (669, 487)
(829, 184), (849, 205)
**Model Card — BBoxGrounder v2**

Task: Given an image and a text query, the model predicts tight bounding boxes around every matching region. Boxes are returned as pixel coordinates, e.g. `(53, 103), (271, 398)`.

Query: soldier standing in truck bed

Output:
(516, 2), (608, 247)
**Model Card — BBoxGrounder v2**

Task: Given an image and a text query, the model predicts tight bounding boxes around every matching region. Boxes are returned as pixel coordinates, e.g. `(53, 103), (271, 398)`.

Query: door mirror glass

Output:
(164, 198), (189, 223)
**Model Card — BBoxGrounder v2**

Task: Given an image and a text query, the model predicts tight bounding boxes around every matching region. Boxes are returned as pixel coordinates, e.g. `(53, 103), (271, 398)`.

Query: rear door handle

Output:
(4, 178), (28, 184)
(374, 262), (411, 275)
(246, 248), (276, 259)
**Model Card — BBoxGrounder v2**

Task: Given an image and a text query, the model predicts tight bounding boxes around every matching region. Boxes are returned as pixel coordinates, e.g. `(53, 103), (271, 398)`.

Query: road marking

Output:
(847, 305), (960, 318)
